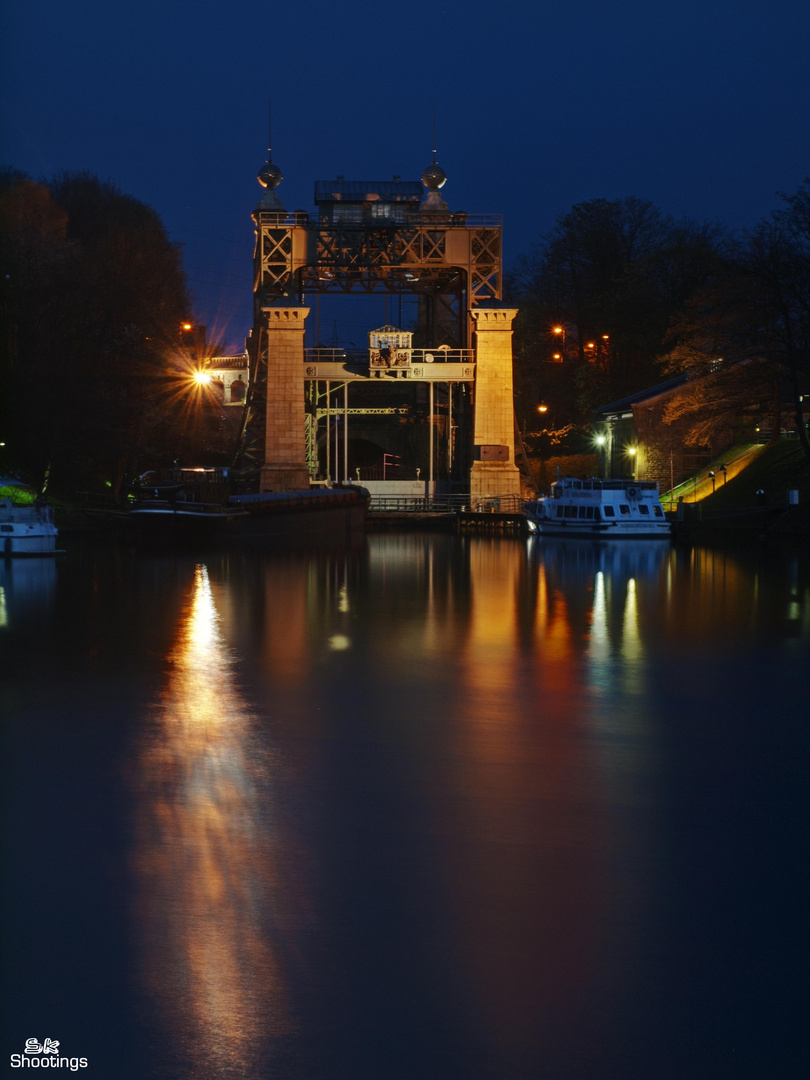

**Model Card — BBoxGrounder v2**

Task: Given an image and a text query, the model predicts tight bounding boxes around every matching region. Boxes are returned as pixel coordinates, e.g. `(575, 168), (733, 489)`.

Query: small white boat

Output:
(525, 478), (671, 538)
(0, 498), (62, 556)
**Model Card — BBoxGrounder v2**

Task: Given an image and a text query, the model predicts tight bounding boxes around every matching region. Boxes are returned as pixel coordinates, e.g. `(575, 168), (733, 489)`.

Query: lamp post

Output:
(595, 432), (606, 477)
(600, 334), (610, 368)
(627, 445), (637, 480)
(552, 325), (566, 362)
(180, 322), (206, 363)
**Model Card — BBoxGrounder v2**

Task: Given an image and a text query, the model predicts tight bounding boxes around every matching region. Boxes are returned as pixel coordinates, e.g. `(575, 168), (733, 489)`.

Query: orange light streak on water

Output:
(134, 564), (294, 1077)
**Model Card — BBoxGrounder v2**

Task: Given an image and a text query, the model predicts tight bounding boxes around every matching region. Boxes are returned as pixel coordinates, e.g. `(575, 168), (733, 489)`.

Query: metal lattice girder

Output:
(468, 228), (502, 304)
(233, 327), (268, 470)
(314, 407), (407, 417)
(305, 412), (317, 477)
(299, 266), (464, 295)
(253, 217), (502, 304)
(258, 229), (293, 289)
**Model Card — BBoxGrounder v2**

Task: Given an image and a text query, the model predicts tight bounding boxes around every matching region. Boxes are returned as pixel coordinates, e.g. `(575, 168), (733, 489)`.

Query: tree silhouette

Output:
(508, 197), (728, 432)
(1, 171), (190, 492)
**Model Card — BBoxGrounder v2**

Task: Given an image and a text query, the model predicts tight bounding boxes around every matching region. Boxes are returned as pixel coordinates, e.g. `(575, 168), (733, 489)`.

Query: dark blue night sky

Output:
(2, 0), (808, 350)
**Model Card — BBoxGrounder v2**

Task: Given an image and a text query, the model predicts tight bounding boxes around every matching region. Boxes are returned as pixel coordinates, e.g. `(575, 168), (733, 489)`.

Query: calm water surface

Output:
(2, 535), (808, 1079)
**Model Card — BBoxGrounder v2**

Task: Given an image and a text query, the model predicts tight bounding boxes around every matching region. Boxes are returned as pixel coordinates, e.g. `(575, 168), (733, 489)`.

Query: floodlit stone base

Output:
(470, 461), (521, 501)
(262, 306), (310, 492)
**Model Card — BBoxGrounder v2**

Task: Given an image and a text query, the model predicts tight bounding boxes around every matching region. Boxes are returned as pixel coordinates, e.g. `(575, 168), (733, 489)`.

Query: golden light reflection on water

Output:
(135, 564), (292, 1077)
(440, 540), (605, 1055)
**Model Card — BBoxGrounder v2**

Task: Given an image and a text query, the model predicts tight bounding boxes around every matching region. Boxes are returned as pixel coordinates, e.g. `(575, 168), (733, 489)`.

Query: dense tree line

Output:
(508, 181), (810, 464)
(0, 170), (192, 494)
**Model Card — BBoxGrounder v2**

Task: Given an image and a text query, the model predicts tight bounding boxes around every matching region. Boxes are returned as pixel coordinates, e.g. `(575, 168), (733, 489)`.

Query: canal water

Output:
(2, 535), (808, 1079)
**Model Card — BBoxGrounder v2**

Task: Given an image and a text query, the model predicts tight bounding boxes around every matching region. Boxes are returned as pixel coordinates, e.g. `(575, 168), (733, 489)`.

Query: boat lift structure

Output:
(238, 140), (520, 501)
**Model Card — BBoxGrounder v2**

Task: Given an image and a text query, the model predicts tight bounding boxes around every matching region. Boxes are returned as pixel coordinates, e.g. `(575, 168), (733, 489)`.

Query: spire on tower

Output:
(421, 105), (448, 212)
(257, 102), (284, 209)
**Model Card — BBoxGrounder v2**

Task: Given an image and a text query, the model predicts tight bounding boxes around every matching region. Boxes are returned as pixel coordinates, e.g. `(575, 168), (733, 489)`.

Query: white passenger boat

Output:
(0, 498), (62, 555)
(525, 478), (671, 538)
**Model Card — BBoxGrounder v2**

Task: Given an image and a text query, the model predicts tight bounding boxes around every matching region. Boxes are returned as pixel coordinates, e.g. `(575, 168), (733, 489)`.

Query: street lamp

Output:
(627, 445), (637, 479)
(594, 432), (607, 477)
(600, 334), (610, 366)
(180, 322), (206, 363)
(552, 325), (566, 361)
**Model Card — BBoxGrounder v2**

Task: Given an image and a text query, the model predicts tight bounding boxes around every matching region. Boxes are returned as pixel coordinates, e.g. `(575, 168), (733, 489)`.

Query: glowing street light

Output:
(179, 322), (206, 362)
(552, 325), (566, 361)
(626, 445), (637, 479)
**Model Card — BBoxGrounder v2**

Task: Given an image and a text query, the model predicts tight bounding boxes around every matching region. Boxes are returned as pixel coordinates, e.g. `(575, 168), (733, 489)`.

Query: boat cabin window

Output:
(603, 506), (615, 517)
(619, 504), (631, 515)
(638, 504), (650, 514)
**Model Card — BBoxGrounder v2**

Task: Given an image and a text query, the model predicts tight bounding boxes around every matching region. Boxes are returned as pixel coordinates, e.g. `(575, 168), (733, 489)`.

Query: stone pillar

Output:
(260, 306), (311, 492)
(469, 308), (521, 500)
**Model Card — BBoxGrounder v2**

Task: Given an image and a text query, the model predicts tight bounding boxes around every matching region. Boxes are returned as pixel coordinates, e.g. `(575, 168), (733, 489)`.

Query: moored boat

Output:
(0, 498), (63, 556)
(123, 468), (370, 548)
(525, 477), (671, 538)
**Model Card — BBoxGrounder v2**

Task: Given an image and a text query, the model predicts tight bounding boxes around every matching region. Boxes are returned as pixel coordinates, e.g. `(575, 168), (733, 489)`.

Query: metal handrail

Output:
(304, 348), (475, 364)
(465, 495), (526, 514)
(255, 211), (502, 228)
(368, 494), (526, 514)
(369, 496), (466, 513)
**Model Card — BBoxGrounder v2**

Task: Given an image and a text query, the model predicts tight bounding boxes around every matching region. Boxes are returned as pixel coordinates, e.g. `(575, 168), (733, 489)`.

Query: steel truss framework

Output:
(240, 205), (503, 482)
(254, 211), (502, 343)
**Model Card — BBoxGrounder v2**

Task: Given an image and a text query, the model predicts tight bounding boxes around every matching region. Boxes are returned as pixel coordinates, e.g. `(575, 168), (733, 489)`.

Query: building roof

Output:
(314, 180), (423, 204)
(596, 374), (687, 417)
